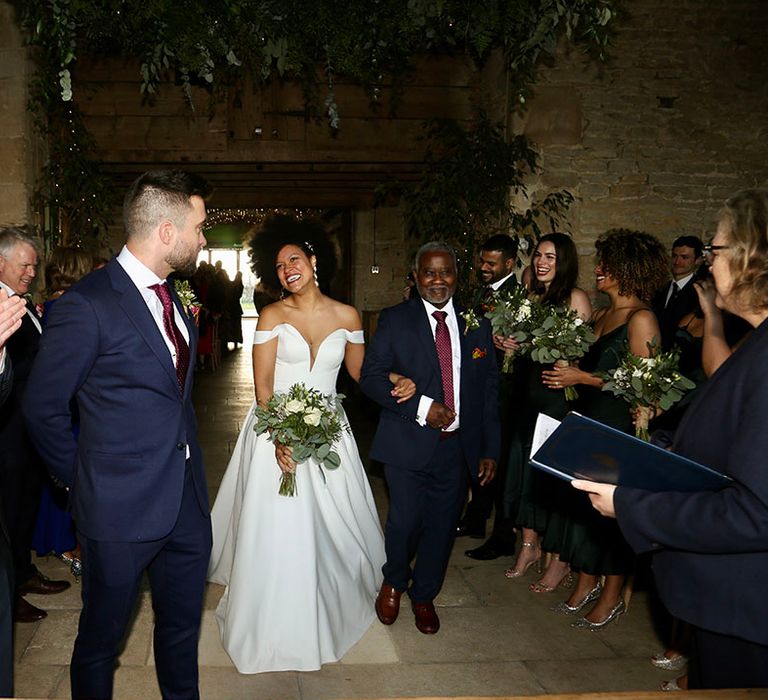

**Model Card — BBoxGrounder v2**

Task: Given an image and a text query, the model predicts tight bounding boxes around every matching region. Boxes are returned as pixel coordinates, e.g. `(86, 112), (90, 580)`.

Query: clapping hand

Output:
(0, 289), (25, 349)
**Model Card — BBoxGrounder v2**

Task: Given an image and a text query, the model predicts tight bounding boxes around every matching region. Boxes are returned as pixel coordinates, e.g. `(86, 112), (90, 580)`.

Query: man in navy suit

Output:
(0, 288), (26, 698)
(651, 235), (704, 350)
(24, 171), (213, 700)
(360, 242), (500, 634)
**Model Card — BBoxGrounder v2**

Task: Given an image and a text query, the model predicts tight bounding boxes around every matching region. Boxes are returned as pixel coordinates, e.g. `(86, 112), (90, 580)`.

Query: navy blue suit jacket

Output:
(360, 297), (500, 474)
(615, 317), (768, 644)
(23, 259), (209, 542)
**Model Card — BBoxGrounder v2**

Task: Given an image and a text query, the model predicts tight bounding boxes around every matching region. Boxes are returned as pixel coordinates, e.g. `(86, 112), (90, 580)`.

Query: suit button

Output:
(176, 442), (186, 451)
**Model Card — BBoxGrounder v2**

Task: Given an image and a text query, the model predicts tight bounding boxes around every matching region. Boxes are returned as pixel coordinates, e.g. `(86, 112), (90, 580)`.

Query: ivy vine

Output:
(12, 0), (618, 248)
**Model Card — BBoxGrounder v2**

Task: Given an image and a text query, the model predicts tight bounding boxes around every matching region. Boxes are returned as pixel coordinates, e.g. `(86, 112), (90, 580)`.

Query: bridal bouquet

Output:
(529, 306), (596, 401)
(253, 382), (348, 496)
(484, 286), (541, 372)
(601, 345), (696, 441)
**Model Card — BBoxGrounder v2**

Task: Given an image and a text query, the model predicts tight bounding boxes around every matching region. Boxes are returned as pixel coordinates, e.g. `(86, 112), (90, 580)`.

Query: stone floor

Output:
(13, 319), (680, 699)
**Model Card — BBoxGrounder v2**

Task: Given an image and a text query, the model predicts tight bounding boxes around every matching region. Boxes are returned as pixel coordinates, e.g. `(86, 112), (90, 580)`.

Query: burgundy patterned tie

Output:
(432, 310), (454, 412)
(149, 282), (190, 392)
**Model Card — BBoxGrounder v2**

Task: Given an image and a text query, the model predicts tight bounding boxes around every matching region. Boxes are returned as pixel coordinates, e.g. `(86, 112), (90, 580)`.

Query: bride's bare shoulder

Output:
(256, 301), (287, 330)
(327, 299), (362, 331)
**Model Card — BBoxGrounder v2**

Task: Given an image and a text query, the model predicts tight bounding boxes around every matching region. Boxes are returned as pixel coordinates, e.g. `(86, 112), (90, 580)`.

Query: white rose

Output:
(303, 409), (322, 426)
(632, 369), (644, 378)
(574, 317), (583, 326)
(285, 399), (306, 414)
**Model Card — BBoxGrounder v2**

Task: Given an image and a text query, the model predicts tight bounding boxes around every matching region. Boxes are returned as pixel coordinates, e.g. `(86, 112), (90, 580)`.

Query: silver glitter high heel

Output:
(550, 583), (602, 615)
(571, 599), (625, 630)
(651, 651), (688, 671)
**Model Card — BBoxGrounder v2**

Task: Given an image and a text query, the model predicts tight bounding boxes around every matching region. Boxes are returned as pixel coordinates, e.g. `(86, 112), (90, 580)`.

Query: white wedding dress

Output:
(208, 323), (385, 673)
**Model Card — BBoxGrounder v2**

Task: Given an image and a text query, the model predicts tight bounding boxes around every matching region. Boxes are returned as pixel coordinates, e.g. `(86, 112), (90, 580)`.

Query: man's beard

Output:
(166, 242), (197, 277)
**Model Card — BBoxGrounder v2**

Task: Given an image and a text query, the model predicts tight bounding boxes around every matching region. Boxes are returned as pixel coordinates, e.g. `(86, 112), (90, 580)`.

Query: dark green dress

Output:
(511, 356), (570, 533)
(555, 322), (635, 575)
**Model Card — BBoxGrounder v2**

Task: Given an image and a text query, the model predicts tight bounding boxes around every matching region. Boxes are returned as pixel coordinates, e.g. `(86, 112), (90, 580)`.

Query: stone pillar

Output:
(0, 0), (38, 225)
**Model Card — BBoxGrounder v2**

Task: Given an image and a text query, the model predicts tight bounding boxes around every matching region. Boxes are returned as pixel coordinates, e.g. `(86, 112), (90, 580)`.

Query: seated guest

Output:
(575, 189), (768, 689)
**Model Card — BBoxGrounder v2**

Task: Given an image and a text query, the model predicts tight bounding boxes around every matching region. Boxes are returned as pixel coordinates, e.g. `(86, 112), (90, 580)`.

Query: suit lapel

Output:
(107, 260), (182, 395)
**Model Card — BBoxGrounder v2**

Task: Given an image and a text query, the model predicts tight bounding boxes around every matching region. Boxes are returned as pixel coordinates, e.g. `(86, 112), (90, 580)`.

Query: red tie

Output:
(432, 310), (454, 412)
(150, 282), (190, 392)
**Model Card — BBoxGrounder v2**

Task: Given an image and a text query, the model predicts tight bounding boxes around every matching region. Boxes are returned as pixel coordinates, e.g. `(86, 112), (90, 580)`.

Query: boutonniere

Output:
(460, 309), (480, 335)
(174, 280), (200, 323)
(472, 347), (487, 360)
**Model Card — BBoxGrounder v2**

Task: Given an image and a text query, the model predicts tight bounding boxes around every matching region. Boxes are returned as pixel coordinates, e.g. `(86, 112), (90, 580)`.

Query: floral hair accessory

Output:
(472, 347), (487, 360)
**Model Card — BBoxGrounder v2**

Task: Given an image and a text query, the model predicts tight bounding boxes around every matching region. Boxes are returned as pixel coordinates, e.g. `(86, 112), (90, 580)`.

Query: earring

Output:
(280, 287), (286, 300)
(313, 266), (318, 285)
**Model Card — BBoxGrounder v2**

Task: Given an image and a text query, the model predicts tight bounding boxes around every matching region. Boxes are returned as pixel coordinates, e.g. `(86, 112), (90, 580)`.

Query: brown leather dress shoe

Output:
(412, 601), (440, 634)
(14, 596), (47, 623)
(375, 582), (402, 625)
(17, 571), (71, 596)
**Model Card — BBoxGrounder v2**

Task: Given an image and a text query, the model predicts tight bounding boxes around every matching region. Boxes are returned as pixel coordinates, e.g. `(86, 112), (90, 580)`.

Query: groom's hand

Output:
(426, 401), (455, 430)
(477, 459), (496, 486)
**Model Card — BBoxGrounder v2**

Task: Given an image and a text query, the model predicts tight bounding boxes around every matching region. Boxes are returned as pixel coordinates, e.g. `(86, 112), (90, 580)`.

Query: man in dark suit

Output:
(24, 171), (213, 700)
(652, 235), (704, 350)
(360, 242), (500, 634)
(461, 234), (521, 561)
(0, 227), (71, 625)
(0, 288), (26, 698)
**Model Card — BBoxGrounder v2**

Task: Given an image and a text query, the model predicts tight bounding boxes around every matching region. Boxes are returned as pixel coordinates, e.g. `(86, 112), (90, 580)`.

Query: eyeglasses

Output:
(702, 244), (730, 264)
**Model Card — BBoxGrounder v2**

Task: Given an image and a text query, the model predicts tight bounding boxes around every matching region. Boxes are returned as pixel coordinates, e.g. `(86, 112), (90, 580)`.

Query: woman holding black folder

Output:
(542, 229), (667, 630)
(574, 189), (768, 689)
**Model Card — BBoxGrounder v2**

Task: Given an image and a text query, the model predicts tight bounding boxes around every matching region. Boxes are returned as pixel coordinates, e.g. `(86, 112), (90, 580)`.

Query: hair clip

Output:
(304, 240), (314, 253)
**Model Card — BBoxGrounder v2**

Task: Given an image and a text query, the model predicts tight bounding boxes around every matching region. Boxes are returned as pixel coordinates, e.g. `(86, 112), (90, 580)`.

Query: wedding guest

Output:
(574, 190), (768, 688)
(31, 246), (93, 576)
(0, 288), (26, 698)
(543, 229), (667, 629)
(652, 236), (704, 350)
(0, 226), (71, 624)
(24, 170), (213, 699)
(462, 234), (518, 560)
(502, 234), (591, 592)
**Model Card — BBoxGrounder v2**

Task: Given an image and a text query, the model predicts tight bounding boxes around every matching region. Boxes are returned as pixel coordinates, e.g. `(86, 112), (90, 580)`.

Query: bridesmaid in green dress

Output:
(503, 234), (591, 584)
(541, 229), (668, 629)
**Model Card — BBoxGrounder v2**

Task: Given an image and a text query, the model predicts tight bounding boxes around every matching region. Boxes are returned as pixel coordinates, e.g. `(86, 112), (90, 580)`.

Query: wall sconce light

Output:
(371, 207), (380, 274)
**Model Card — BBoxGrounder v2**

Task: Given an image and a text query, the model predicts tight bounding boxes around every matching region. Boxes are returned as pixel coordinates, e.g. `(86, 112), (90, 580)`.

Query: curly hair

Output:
(247, 215), (337, 294)
(719, 189), (768, 311)
(595, 229), (669, 303)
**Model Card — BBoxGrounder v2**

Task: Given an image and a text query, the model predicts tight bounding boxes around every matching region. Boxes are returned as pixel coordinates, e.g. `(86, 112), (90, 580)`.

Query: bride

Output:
(208, 219), (414, 673)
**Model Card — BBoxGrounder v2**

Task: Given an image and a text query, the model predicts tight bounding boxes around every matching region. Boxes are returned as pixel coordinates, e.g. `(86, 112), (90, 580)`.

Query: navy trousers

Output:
(382, 435), (467, 602)
(71, 466), (211, 700)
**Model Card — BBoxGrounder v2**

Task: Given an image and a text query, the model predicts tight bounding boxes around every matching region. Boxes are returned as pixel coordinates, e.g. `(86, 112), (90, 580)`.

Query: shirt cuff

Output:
(0, 347), (5, 373)
(416, 395), (434, 426)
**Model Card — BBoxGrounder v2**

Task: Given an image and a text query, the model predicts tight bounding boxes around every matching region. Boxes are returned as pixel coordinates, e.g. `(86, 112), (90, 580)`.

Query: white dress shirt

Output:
(0, 280), (42, 334)
(490, 271), (516, 292)
(116, 247), (190, 365)
(416, 297), (461, 431)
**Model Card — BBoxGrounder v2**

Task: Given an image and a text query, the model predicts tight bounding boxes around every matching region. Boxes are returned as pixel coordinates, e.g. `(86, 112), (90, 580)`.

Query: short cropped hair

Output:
(480, 234), (518, 261)
(672, 235), (703, 258)
(412, 241), (457, 271)
(123, 170), (212, 239)
(0, 225), (39, 259)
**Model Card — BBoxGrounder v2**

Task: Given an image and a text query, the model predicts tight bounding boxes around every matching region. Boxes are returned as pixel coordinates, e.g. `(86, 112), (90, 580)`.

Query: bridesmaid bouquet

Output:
(601, 345), (695, 440)
(529, 306), (596, 401)
(484, 287), (541, 372)
(253, 383), (348, 496)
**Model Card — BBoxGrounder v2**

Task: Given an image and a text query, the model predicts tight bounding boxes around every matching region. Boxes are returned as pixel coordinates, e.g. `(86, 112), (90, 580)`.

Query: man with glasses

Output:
(652, 235), (704, 350)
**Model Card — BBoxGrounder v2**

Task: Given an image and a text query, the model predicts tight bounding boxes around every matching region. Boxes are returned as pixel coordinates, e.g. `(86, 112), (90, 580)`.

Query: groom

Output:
(24, 170), (213, 699)
(360, 241), (500, 634)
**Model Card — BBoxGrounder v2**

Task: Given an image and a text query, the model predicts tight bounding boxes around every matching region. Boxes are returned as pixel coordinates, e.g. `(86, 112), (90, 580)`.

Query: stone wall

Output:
(514, 0), (768, 271)
(0, 1), (38, 227)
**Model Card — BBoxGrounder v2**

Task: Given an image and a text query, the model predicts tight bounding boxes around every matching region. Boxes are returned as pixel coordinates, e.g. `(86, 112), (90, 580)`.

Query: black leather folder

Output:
(530, 412), (731, 492)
